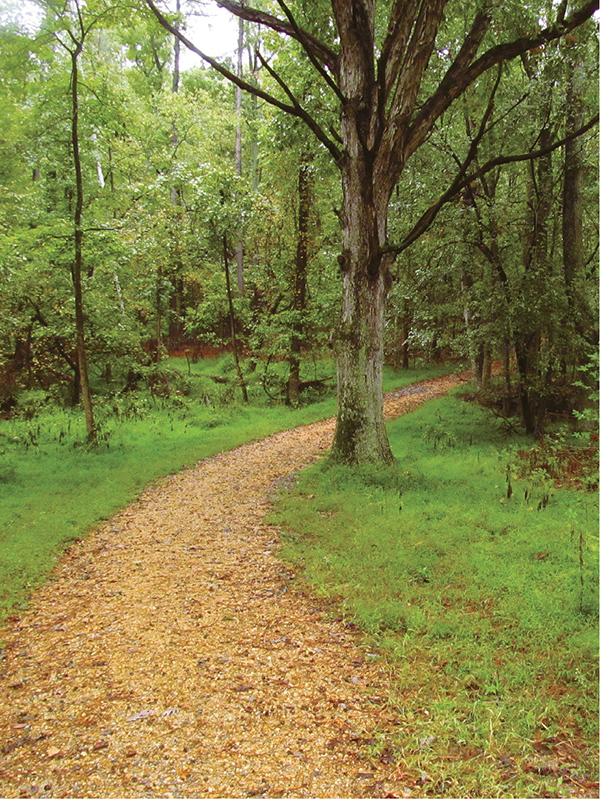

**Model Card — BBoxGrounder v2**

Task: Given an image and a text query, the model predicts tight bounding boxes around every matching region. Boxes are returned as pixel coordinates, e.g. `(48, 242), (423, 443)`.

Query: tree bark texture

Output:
(332, 146), (395, 463)
(329, 2), (395, 464)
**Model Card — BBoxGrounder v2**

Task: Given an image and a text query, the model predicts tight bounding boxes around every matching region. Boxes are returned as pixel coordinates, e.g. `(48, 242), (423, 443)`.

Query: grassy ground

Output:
(0, 357), (452, 623)
(272, 392), (599, 798)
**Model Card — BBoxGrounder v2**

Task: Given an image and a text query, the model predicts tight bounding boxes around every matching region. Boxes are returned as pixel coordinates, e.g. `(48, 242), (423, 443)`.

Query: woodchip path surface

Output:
(0, 373), (471, 799)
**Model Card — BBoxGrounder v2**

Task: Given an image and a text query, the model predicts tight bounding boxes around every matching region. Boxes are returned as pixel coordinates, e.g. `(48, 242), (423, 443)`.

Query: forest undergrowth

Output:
(272, 393), (599, 798)
(0, 358), (450, 622)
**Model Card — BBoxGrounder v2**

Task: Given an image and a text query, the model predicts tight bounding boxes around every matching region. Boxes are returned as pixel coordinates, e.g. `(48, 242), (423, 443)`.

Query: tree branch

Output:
(254, 50), (342, 161)
(146, 0), (306, 118)
(147, 0), (342, 161)
(377, 0), (422, 99)
(214, 0), (338, 71)
(388, 0), (448, 125)
(406, 0), (598, 158)
(375, 0), (461, 199)
(274, 0), (344, 101)
(385, 113), (599, 257)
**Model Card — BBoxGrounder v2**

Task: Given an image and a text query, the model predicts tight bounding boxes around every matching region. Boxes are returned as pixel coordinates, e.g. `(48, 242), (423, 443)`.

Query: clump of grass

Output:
(273, 394), (599, 797)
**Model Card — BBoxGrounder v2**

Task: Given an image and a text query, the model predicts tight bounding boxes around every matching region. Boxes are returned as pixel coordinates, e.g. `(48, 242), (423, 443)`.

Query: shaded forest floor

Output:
(0, 372), (467, 799)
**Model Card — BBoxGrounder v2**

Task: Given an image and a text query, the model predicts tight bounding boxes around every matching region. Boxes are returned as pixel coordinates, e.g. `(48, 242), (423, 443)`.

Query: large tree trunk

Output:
(330, 3), (395, 465)
(332, 162), (394, 464)
(333, 265), (393, 465)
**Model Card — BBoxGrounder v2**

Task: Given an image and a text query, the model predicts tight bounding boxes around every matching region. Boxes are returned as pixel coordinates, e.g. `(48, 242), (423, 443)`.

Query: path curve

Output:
(0, 372), (471, 799)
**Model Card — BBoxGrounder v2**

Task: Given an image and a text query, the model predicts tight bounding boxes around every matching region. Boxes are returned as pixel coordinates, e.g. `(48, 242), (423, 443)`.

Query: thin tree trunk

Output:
(503, 338), (512, 415)
(235, 9), (244, 296)
(402, 319), (410, 369)
(70, 48), (96, 441)
(223, 235), (248, 402)
(169, 0), (185, 345)
(286, 154), (311, 405)
(515, 337), (538, 436)
(461, 269), (479, 378)
(562, 41), (585, 292)
(172, 0), (180, 94)
(482, 342), (492, 391)
(155, 263), (163, 362)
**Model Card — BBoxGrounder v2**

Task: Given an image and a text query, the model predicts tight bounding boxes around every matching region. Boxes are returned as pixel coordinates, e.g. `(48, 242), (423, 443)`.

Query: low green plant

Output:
(573, 350), (599, 434)
(273, 394), (599, 797)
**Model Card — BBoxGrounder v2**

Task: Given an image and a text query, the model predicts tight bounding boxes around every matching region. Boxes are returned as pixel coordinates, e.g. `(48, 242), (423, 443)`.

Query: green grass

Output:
(0, 358), (453, 622)
(272, 393), (599, 798)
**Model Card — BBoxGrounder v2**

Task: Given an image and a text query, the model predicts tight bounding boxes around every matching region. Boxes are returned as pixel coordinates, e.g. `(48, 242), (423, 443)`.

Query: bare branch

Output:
(214, 0), (338, 71)
(385, 114), (599, 257)
(146, 0), (342, 161)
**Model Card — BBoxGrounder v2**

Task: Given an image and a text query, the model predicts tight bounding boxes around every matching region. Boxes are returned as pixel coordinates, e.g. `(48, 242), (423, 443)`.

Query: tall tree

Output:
(51, 0), (107, 441)
(147, 0), (598, 464)
(234, 4), (245, 295)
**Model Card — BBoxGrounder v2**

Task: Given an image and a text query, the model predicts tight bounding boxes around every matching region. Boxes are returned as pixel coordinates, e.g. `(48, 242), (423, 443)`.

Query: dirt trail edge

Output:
(0, 371), (471, 799)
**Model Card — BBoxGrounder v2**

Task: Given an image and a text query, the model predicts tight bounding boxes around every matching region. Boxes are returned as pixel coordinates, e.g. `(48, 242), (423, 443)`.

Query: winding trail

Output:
(0, 372), (470, 798)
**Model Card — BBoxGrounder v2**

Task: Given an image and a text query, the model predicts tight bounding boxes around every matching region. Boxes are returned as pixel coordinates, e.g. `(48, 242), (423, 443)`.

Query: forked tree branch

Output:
(146, 0), (296, 113)
(406, 0), (598, 158)
(274, 0), (344, 101)
(376, 0), (448, 174)
(254, 50), (342, 160)
(385, 113), (599, 256)
(146, 0), (340, 159)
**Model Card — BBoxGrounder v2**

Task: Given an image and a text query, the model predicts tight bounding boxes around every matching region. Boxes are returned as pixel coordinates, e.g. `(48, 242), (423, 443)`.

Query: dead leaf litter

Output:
(0, 372), (470, 798)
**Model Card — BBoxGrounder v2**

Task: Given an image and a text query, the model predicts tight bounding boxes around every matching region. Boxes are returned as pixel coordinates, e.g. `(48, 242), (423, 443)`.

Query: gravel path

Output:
(0, 372), (469, 798)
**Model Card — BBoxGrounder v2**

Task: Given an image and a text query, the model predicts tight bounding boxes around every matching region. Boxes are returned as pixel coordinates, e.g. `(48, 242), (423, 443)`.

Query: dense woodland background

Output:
(0, 0), (598, 436)
(0, 3), (598, 794)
